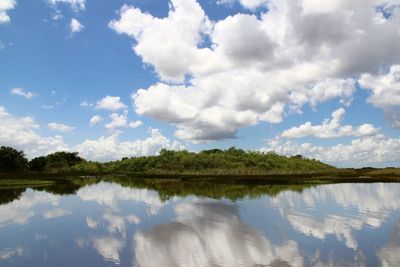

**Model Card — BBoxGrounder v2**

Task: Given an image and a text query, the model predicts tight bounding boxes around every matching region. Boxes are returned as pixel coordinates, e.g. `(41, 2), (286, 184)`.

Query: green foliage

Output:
(3, 145), (334, 174)
(29, 156), (47, 171)
(0, 146), (28, 172)
(98, 147), (334, 175)
(29, 151), (84, 172)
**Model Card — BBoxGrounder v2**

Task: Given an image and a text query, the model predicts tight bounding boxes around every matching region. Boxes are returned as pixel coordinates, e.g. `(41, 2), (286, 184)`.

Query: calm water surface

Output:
(1, 181), (400, 267)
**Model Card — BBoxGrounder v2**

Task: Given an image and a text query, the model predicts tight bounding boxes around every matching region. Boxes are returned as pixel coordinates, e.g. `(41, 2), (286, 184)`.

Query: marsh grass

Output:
(0, 179), (55, 188)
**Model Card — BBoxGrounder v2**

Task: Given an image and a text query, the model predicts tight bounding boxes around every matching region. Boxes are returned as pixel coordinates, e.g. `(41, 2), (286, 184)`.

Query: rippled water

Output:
(1, 181), (400, 267)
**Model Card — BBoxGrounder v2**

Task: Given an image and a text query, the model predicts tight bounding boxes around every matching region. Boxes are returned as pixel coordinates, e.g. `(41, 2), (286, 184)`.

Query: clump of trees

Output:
(0, 146), (334, 174)
(0, 147), (84, 173)
(0, 146), (28, 172)
(29, 152), (84, 172)
(100, 147), (333, 175)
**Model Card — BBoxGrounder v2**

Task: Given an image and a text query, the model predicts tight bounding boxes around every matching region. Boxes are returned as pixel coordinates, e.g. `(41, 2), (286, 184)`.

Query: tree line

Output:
(0, 146), (334, 174)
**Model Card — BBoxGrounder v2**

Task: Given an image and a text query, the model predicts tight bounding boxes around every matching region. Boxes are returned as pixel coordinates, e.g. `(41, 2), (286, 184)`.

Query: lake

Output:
(1, 179), (400, 266)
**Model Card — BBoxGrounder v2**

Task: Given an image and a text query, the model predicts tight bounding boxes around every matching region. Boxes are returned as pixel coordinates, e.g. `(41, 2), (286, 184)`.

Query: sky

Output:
(0, 0), (399, 167)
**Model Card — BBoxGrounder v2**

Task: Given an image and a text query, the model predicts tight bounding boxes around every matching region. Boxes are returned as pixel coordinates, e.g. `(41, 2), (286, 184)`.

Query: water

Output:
(1, 180), (400, 267)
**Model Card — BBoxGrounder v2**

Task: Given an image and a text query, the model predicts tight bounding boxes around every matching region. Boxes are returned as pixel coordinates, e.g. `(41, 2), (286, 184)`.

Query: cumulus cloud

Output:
(47, 0), (86, 11)
(47, 122), (76, 132)
(0, 0), (16, 24)
(129, 120), (143, 128)
(110, 0), (400, 142)
(104, 111), (142, 131)
(89, 115), (102, 126)
(10, 88), (35, 99)
(0, 106), (181, 161)
(281, 108), (379, 138)
(74, 128), (184, 162)
(359, 65), (400, 128)
(70, 18), (84, 33)
(0, 106), (69, 159)
(96, 96), (127, 111)
(263, 135), (400, 167)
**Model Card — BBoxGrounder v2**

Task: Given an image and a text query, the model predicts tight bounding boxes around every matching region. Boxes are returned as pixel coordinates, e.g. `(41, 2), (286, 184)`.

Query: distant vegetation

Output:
(0, 146), (334, 175)
(0, 146), (28, 172)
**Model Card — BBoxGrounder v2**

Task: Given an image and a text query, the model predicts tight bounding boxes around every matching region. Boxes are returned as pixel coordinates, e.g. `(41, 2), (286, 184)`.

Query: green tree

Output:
(0, 146), (28, 172)
(45, 152), (84, 169)
(29, 156), (47, 171)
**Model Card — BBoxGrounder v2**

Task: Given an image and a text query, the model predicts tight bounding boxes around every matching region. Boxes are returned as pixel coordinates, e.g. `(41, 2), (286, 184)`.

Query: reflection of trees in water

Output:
(0, 176), (315, 205)
(0, 188), (26, 205)
(106, 176), (315, 201)
(0, 179), (98, 205)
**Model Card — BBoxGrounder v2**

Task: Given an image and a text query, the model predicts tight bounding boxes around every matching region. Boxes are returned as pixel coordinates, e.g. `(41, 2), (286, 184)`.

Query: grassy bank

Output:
(0, 179), (55, 188)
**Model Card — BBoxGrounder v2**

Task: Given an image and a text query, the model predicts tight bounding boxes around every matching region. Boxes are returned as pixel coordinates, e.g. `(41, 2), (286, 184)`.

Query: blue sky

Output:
(1, 0), (400, 167)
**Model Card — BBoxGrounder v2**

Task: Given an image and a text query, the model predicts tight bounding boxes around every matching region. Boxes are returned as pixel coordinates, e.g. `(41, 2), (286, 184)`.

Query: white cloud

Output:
(281, 108), (379, 138)
(74, 128), (184, 162)
(289, 79), (356, 111)
(104, 111), (143, 131)
(43, 208), (72, 219)
(96, 96), (127, 111)
(80, 100), (93, 108)
(0, 0), (16, 24)
(47, 122), (76, 132)
(263, 135), (400, 167)
(0, 106), (69, 159)
(105, 112), (128, 131)
(70, 18), (84, 33)
(89, 115), (102, 126)
(111, 0), (400, 142)
(359, 65), (400, 128)
(129, 120), (143, 128)
(0, 106), (182, 161)
(109, 1), (213, 82)
(51, 9), (63, 20)
(216, 0), (269, 9)
(47, 0), (85, 11)
(10, 88), (35, 99)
